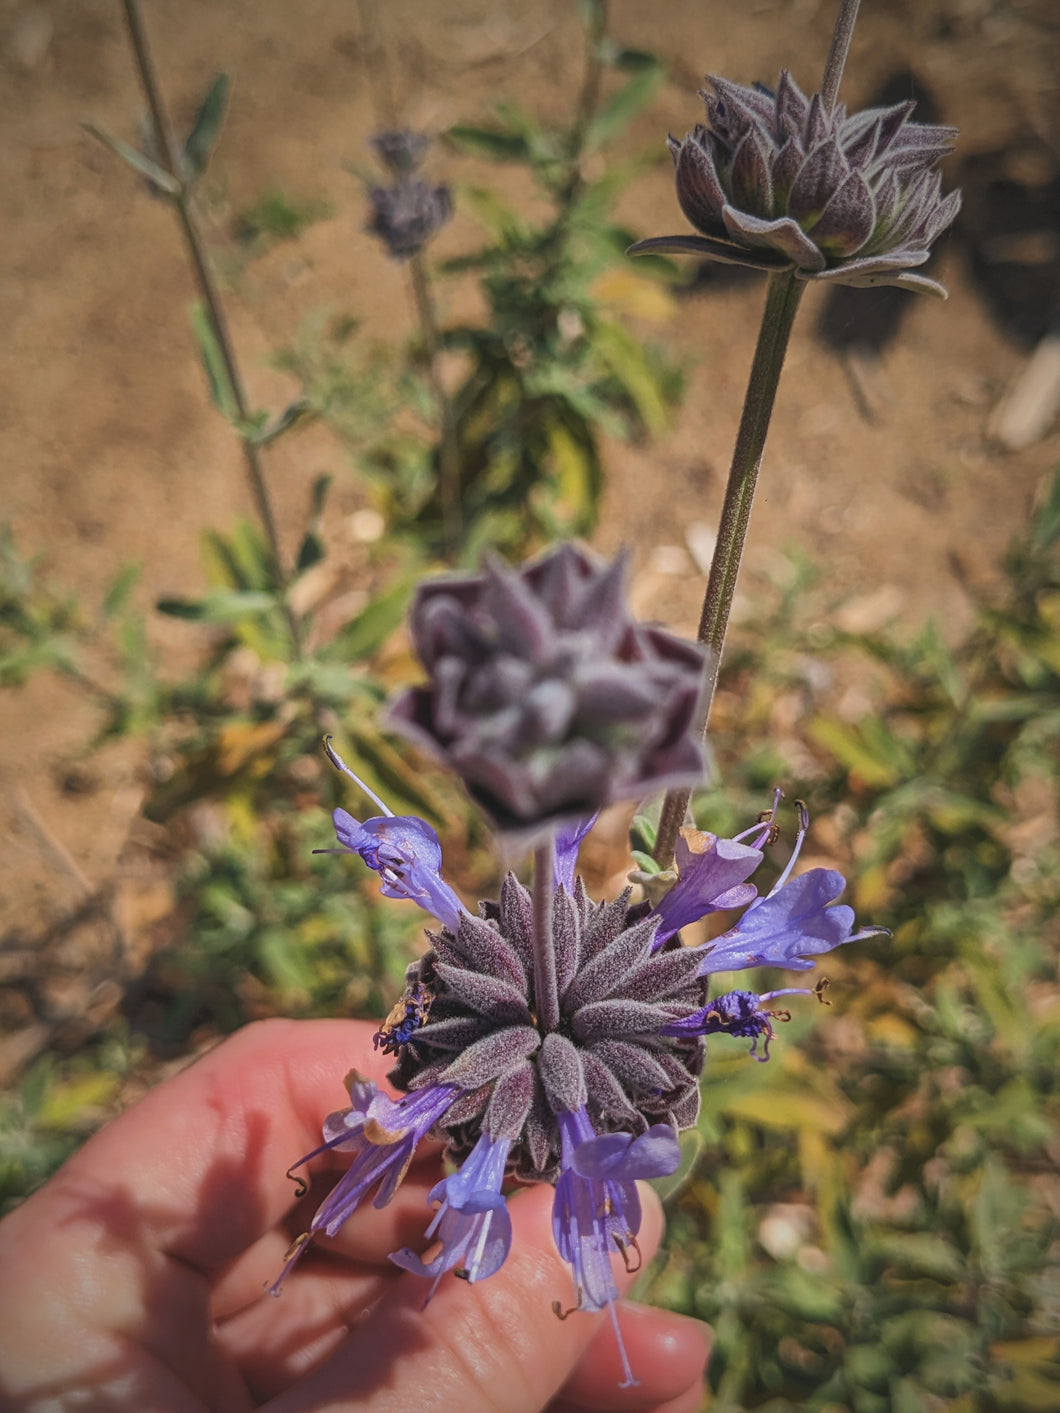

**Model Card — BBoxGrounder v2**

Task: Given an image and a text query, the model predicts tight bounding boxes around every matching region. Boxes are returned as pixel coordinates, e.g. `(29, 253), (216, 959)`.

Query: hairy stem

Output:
(654, 269), (805, 866)
(820, 0), (862, 113)
(121, 0), (303, 659)
(653, 0), (863, 868)
(409, 254), (462, 555)
(532, 839), (560, 1033)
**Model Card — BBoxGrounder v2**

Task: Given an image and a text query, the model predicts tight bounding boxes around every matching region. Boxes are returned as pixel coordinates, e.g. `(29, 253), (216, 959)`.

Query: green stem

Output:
(564, 0), (606, 202)
(409, 254), (462, 556)
(121, 0), (303, 660)
(654, 270), (804, 867)
(532, 839), (560, 1033)
(652, 0), (864, 869)
(356, 0), (398, 130)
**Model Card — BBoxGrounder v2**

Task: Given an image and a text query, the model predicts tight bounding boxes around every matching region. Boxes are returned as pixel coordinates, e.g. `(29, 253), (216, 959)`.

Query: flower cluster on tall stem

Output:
(278, 544), (884, 1386)
(633, 0), (960, 869)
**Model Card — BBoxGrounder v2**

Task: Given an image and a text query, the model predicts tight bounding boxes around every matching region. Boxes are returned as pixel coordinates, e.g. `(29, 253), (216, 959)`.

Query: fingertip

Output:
(557, 1303), (711, 1410)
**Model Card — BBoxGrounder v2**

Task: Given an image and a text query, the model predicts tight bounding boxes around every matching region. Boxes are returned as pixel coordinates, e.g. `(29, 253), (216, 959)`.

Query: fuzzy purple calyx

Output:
(636, 67), (961, 296)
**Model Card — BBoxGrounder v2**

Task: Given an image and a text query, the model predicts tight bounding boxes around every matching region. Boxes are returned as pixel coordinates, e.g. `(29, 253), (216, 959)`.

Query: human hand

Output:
(0, 1019), (710, 1412)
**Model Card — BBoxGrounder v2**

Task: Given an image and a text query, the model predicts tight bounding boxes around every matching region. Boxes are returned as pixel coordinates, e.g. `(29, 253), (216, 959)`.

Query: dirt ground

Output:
(1, 0), (1058, 1024)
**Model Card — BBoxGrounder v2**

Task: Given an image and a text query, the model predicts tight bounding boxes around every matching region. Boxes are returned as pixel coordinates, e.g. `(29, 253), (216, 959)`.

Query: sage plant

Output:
(275, 547), (881, 1386)
(631, 0), (961, 865)
(277, 0), (956, 1390)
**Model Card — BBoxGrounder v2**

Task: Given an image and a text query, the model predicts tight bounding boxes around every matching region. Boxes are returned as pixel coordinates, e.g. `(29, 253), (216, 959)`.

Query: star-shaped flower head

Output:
(389, 543), (706, 840)
(631, 70), (961, 298)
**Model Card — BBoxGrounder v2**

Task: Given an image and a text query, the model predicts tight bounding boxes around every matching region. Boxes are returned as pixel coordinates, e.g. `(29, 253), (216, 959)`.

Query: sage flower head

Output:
(367, 176), (452, 261)
(370, 127), (431, 178)
(633, 69), (961, 298)
(278, 546), (886, 1386)
(389, 543), (706, 838)
(278, 760), (884, 1385)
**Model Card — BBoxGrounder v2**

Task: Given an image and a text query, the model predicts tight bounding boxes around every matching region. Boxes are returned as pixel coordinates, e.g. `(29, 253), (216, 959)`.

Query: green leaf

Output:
(247, 398), (315, 447)
(101, 562), (140, 621)
(259, 926), (315, 999)
(156, 589), (277, 623)
(545, 417), (601, 531)
(203, 521), (272, 591)
(630, 810), (658, 853)
(36, 1071), (119, 1129)
(872, 1232), (965, 1283)
(189, 302), (238, 421)
(81, 121), (179, 195)
(446, 124), (530, 162)
(182, 72), (230, 181)
(330, 577), (412, 661)
(309, 472), (332, 521)
(610, 47), (663, 74)
(296, 532), (324, 573)
(458, 186), (526, 241)
(807, 714), (913, 788)
(585, 64), (664, 151)
(590, 319), (670, 435)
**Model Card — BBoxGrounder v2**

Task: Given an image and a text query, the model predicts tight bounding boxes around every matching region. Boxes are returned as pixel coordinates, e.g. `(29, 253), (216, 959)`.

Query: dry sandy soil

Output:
(1, 0), (1058, 1065)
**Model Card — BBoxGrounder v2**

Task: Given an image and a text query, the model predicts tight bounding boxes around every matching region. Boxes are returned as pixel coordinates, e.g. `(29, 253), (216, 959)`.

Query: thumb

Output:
(265, 1179), (664, 1413)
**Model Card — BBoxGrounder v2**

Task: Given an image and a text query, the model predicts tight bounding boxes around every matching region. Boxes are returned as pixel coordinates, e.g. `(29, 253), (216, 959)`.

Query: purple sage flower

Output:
(367, 177), (452, 261)
(280, 552), (883, 1385)
(661, 985), (827, 1060)
(269, 1077), (459, 1293)
(552, 1108), (681, 1388)
(366, 128), (451, 262)
(632, 69), (961, 298)
(391, 1131), (513, 1295)
(281, 757), (879, 1381)
(389, 543), (706, 838)
(371, 128), (432, 178)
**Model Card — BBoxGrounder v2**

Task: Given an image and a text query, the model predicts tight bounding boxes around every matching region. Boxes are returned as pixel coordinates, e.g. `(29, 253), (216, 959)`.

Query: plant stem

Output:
(652, 0), (863, 869)
(409, 253), (462, 555)
(532, 838), (560, 1032)
(357, 0), (398, 129)
(120, 0), (303, 659)
(654, 269), (805, 867)
(820, 0), (862, 112)
(563, 0), (606, 203)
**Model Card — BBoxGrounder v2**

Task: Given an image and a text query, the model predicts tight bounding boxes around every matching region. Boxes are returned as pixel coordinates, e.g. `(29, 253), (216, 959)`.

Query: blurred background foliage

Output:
(1, 2), (1057, 1409)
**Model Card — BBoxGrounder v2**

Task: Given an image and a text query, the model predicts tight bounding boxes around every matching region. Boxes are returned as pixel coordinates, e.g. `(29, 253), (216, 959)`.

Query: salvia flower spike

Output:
(632, 68), (961, 298)
(278, 553), (885, 1386)
(366, 127), (452, 262)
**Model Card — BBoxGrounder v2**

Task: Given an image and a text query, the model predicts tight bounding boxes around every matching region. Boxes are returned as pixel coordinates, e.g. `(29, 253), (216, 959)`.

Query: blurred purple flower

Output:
(390, 543), (706, 839)
(367, 177), (452, 261)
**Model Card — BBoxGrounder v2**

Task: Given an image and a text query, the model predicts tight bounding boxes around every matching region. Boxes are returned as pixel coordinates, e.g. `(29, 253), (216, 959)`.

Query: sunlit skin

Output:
(0, 1019), (710, 1413)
